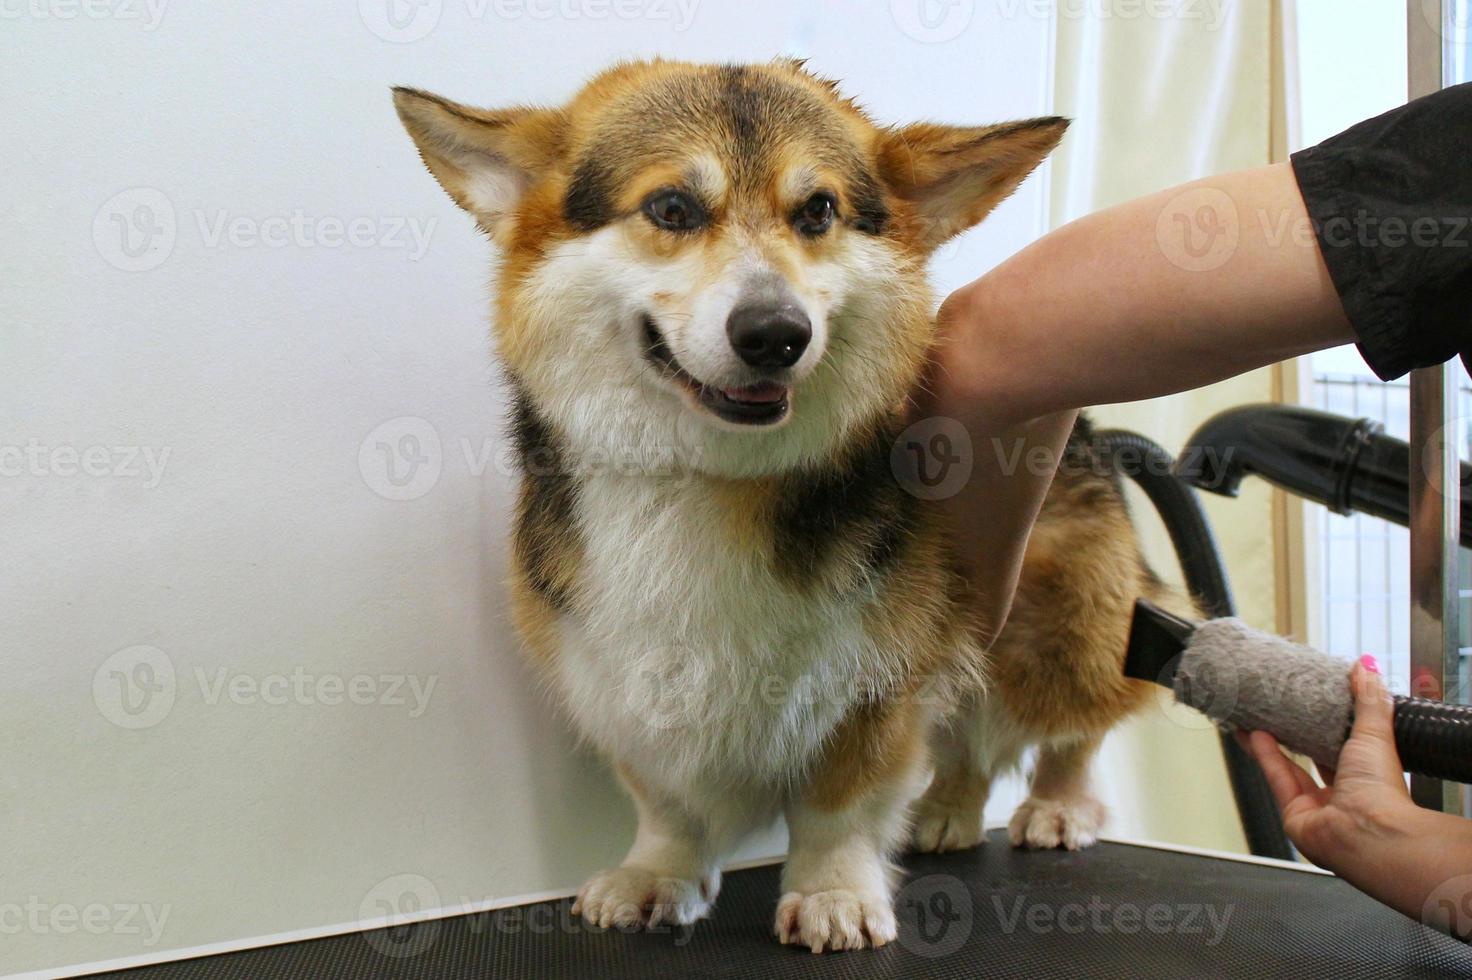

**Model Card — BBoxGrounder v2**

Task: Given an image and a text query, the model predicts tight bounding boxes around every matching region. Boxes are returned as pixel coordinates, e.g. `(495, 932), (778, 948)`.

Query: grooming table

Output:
(86, 832), (1472, 979)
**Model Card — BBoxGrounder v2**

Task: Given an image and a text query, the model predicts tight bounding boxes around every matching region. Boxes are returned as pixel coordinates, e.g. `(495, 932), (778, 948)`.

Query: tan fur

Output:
(996, 483), (1160, 738)
(508, 568), (563, 672)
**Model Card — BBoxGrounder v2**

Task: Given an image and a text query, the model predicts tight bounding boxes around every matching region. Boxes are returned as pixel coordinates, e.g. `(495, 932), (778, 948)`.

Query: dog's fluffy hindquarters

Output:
(394, 59), (1156, 952)
(908, 422), (1187, 856)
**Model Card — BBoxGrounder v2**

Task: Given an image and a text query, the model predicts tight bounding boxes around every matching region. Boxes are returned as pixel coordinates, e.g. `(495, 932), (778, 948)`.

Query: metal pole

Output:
(1408, 370), (1462, 813)
(1405, 0), (1463, 815)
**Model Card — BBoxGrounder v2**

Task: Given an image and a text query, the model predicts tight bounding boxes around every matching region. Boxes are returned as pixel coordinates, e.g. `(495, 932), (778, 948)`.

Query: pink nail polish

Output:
(1359, 654), (1380, 675)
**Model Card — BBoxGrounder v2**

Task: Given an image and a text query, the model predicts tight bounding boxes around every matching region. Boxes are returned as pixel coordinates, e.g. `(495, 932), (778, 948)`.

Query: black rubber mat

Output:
(90, 832), (1472, 979)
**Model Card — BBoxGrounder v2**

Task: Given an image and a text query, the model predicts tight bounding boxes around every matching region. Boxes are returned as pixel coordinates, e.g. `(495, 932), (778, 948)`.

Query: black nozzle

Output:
(1175, 403), (1472, 546)
(1123, 599), (1200, 686)
(1124, 597), (1472, 785)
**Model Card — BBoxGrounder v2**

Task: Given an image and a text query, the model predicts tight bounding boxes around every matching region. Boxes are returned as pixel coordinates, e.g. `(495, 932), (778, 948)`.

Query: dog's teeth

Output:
(721, 383), (786, 404)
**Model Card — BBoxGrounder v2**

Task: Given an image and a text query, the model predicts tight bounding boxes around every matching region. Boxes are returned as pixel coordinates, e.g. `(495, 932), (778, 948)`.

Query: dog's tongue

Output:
(719, 382), (787, 405)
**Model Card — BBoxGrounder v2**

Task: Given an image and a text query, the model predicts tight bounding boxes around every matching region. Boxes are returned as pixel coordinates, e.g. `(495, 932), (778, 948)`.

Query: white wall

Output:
(1, 3), (1054, 974)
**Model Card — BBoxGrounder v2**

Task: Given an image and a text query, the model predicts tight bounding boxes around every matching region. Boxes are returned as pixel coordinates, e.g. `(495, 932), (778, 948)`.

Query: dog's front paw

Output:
(909, 797), (985, 853)
(1007, 795), (1105, 851)
(571, 866), (714, 929)
(775, 889), (896, 952)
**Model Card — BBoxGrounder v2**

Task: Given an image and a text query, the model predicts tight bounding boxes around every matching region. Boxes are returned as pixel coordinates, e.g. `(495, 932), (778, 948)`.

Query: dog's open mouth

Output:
(642, 315), (790, 426)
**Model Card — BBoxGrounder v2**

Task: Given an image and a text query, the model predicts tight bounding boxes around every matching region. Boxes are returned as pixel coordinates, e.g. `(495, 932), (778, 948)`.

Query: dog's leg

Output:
(777, 791), (908, 952)
(775, 702), (925, 952)
(1007, 733), (1107, 851)
(909, 716), (991, 853)
(910, 696), (1025, 853)
(572, 766), (720, 929)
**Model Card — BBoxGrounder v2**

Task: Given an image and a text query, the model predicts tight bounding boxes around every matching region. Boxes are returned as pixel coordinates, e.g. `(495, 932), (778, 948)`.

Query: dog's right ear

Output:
(392, 87), (564, 235)
(876, 117), (1069, 251)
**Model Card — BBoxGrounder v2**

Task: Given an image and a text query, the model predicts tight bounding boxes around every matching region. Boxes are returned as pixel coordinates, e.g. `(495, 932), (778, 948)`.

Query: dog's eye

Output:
(795, 193), (836, 237)
(643, 190), (705, 233)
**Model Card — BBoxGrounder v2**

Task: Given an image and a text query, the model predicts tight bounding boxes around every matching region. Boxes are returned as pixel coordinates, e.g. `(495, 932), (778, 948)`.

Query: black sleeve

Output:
(1290, 82), (1472, 381)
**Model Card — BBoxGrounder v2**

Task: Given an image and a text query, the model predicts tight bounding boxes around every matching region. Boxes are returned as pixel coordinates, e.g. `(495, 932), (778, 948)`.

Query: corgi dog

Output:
(394, 58), (1167, 953)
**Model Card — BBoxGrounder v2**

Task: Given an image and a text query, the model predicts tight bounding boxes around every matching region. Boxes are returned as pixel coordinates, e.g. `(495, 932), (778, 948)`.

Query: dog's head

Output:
(395, 59), (1065, 477)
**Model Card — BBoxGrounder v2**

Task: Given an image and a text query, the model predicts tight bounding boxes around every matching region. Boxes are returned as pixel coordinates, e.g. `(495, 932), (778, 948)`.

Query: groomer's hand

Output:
(1238, 659), (1410, 868)
(1240, 659), (1472, 938)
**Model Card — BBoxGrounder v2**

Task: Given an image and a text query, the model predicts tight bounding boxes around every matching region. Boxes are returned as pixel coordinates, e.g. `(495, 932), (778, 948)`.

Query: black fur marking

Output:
(773, 421), (919, 595)
(564, 157), (618, 232)
(508, 382), (580, 611)
(717, 65), (764, 162)
(849, 171), (891, 235)
(1043, 413), (1131, 514)
(974, 115), (1070, 146)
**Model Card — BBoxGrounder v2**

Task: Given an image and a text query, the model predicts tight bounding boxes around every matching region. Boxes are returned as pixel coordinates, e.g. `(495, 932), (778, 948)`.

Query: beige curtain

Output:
(1049, 1), (1288, 853)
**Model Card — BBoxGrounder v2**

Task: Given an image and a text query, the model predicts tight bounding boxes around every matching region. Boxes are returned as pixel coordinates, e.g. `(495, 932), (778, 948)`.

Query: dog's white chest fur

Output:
(552, 472), (882, 796)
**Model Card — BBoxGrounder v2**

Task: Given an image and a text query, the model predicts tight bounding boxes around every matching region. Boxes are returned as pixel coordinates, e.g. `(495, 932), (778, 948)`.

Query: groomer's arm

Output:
(936, 161), (1355, 426)
(925, 161), (1354, 641)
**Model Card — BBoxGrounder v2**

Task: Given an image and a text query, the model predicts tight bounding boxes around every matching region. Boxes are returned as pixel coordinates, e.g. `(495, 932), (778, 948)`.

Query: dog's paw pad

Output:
(1007, 795), (1105, 851)
(909, 800), (985, 853)
(775, 889), (896, 952)
(571, 866), (711, 929)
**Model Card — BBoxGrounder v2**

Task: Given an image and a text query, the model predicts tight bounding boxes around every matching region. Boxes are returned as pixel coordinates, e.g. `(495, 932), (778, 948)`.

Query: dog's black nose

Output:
(726, 303), (811, 369)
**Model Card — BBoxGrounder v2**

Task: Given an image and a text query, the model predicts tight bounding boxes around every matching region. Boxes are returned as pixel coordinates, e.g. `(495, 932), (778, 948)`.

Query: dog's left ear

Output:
(876, 117), (1069, 251)
(393, 86), (564, 236)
